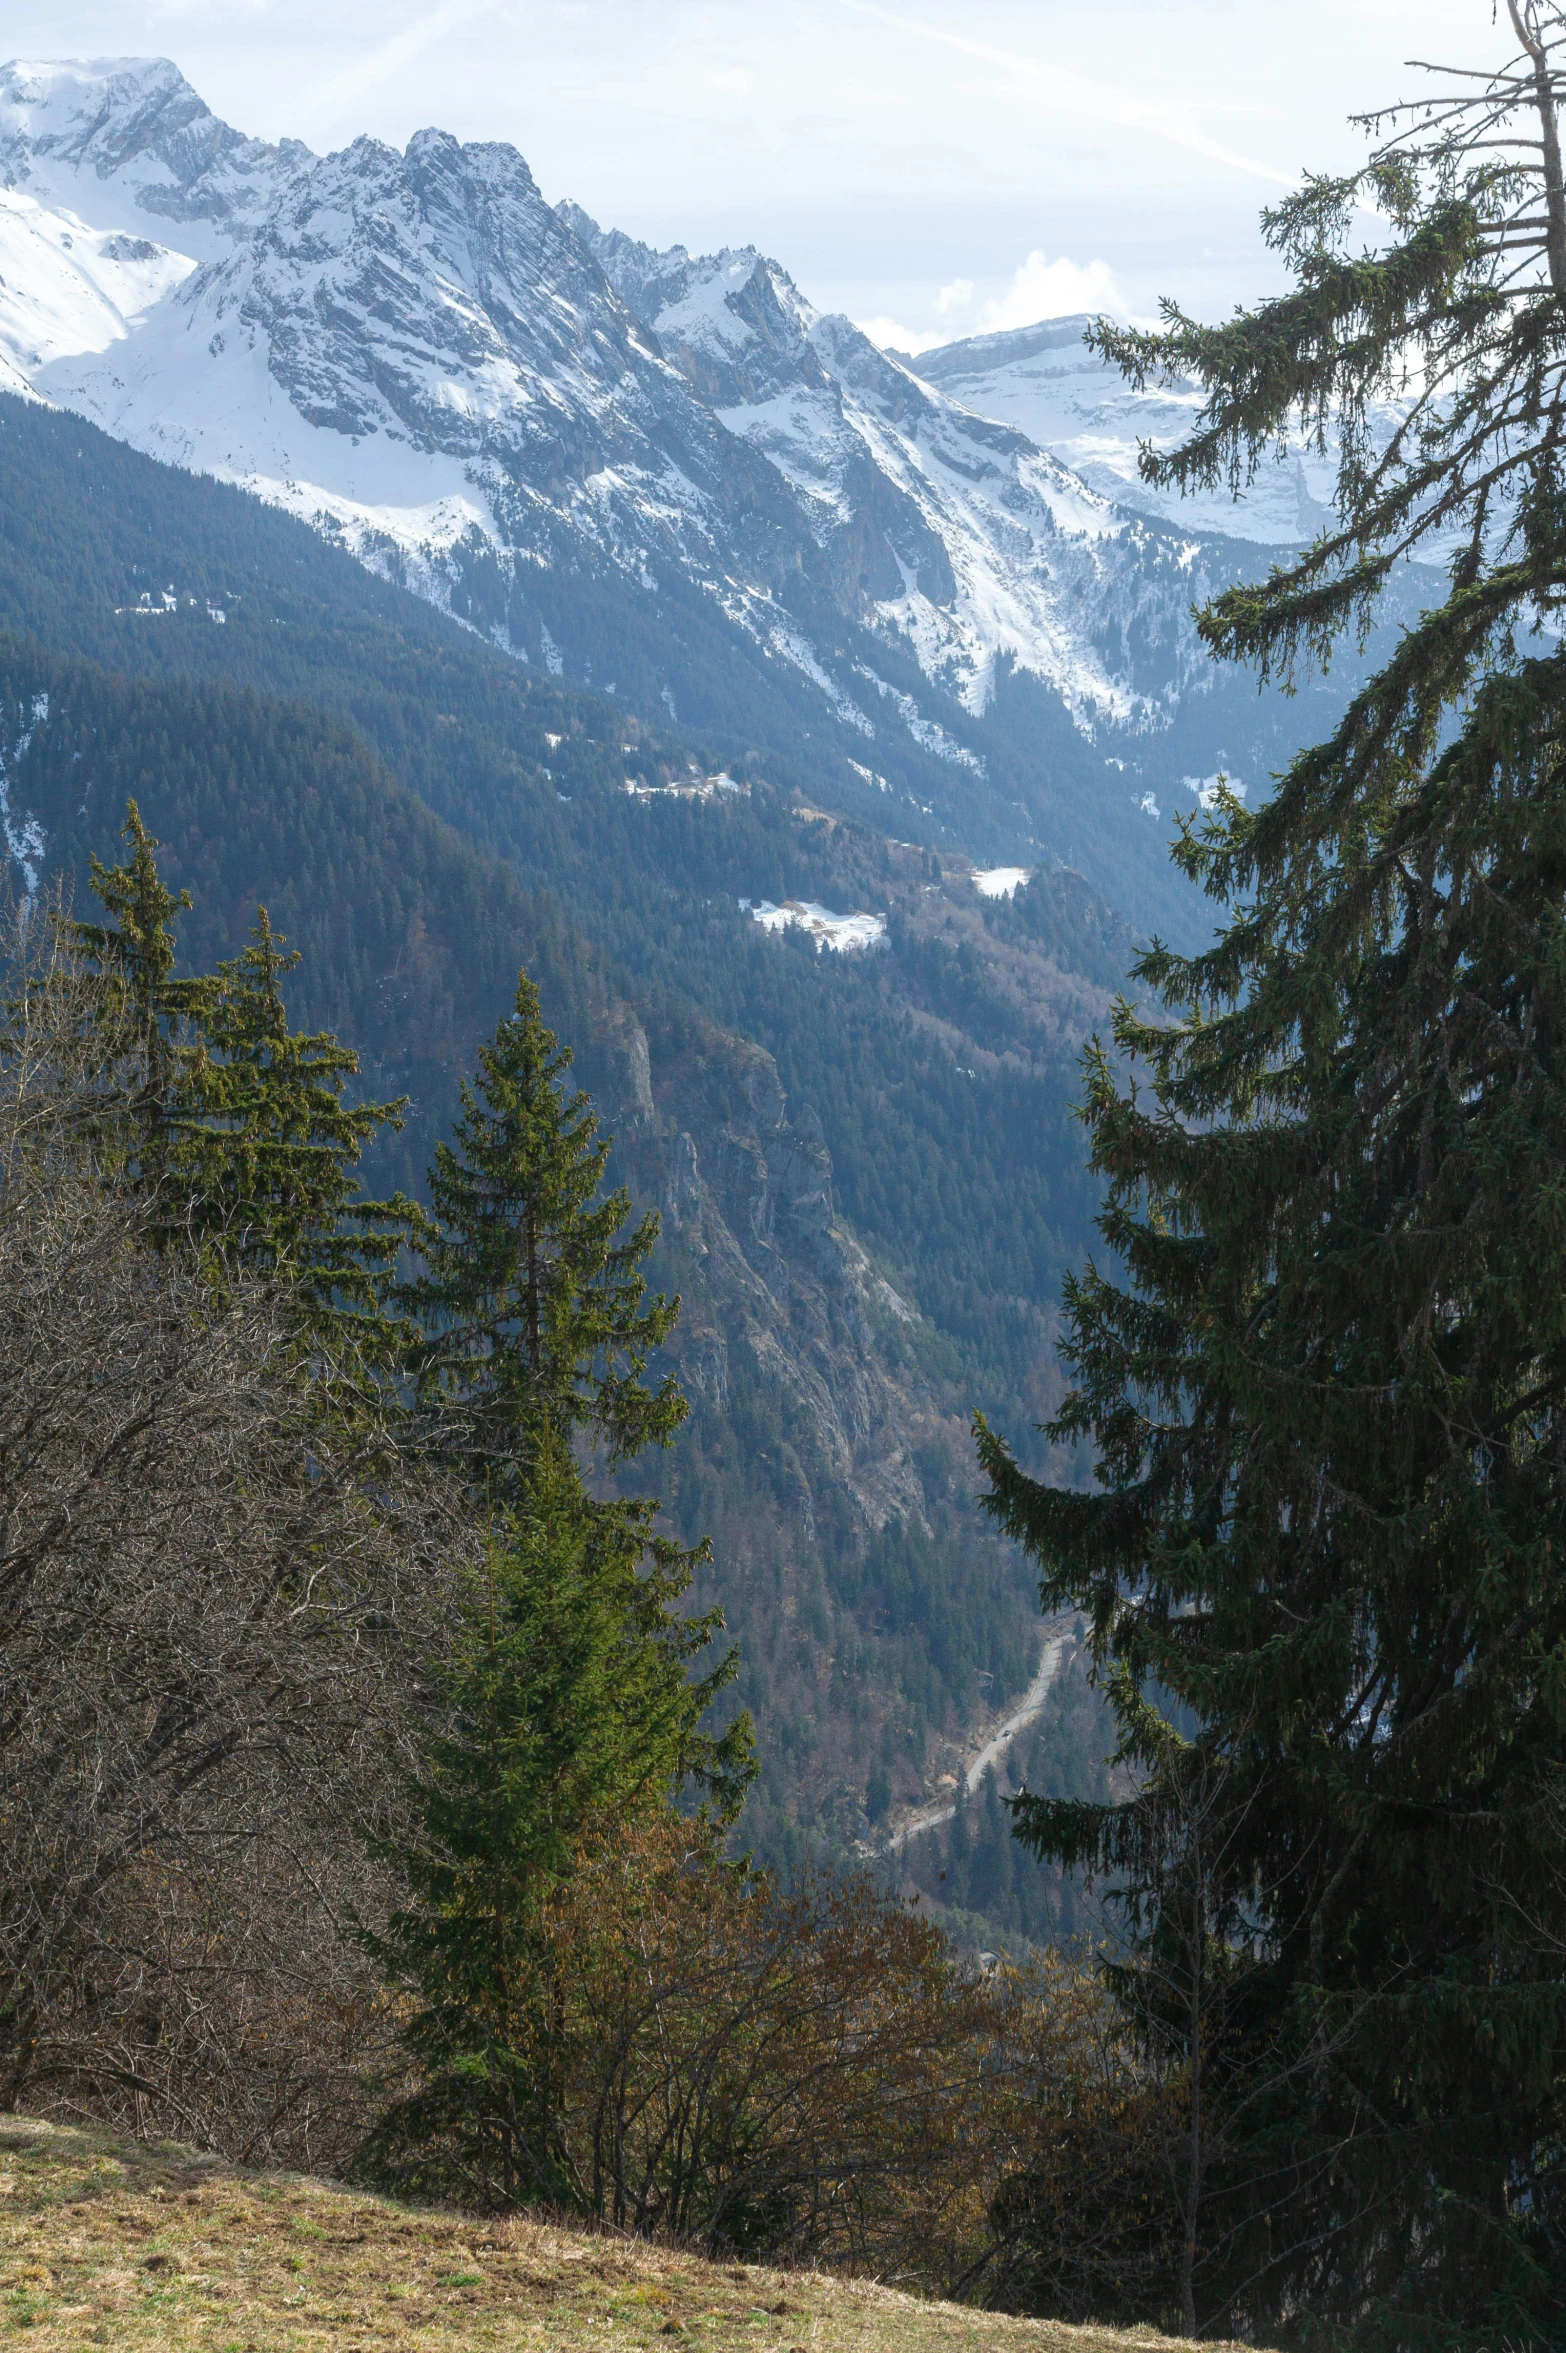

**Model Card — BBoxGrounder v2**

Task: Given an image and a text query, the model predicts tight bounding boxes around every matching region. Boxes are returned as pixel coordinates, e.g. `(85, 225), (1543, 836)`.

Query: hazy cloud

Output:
(836, 0), (1301, 191)
(861, 249), (1129, 353)
(297, 0), (504, 128)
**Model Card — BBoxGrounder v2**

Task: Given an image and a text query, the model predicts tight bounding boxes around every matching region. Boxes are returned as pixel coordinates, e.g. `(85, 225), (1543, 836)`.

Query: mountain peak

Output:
(563, 210), (824, 409)
(0, 56), (209, 168)
(909, 316), (1097, 381)
(0, 55), (304, 243)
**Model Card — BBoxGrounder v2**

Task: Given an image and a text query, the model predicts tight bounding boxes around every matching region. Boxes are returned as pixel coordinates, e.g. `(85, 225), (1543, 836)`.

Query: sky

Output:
(0, 0), (1523, 345)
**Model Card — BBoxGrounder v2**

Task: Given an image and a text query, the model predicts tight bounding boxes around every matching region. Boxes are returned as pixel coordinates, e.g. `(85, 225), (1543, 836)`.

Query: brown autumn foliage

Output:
(528, 1813), (995, 2271)
(404, 1808), (1183, 2304)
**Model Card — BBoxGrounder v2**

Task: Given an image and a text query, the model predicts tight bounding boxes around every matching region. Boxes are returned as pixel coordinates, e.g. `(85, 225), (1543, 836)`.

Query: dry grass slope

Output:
(0, 2115), (1248, 2353)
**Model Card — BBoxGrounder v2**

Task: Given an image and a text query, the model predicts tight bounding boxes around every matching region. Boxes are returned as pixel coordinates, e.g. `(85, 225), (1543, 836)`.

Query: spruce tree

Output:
(60, 807), (414, 1346)
(58, 799), (215, 1182)
(361, 1441), (752, 2209)
(373, 968), (754, 2203)
(182, 908), (419, 1348)
(978, 11), (1566, 2338)
(406, 969), (683, 1486)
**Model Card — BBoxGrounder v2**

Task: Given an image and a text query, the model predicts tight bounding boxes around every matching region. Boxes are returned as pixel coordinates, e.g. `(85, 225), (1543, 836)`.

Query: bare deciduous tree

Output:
(0, 919), (463, 2163)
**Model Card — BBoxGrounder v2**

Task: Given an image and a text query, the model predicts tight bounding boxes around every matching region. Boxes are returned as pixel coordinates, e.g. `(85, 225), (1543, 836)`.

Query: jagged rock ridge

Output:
(0, 54), (1369, 929)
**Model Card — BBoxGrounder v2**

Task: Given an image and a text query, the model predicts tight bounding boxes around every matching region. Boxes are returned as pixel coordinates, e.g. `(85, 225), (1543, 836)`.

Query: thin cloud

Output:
(836, 0), (1300, 191)
(301, 0), (505, 128)
(150, 1), (275, 17)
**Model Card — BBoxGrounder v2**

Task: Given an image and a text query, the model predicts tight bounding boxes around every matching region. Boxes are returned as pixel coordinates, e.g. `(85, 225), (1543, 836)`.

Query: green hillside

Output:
(0, 408), (1132, 1918)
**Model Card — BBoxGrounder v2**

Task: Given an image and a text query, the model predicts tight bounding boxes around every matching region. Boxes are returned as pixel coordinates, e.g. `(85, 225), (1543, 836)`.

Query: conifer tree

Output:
(979, 10), (1566, 2337)
(372, 968), (754, 2204)
(406, 970), (683, 1486)
(182, 908), (419, 1348)
(361, 1441), (753, 2209)
(60, 807), (415, 1346)
(58, 799), (215, 1181)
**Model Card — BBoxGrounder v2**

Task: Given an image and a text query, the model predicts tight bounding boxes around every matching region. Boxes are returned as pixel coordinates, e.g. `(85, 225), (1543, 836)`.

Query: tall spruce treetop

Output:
(182, 909), (420, 1346)
(979, 10), (1566, 2340)
(407, 971), (683, 1482)
(59, 799), (215, 1180)
(59, 807), (414, 1348)
(374, 979), (753, 2209)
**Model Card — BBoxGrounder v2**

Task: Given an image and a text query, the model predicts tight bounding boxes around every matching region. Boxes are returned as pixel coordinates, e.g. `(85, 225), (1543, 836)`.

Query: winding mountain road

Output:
(876, 1616), (1078, 1855)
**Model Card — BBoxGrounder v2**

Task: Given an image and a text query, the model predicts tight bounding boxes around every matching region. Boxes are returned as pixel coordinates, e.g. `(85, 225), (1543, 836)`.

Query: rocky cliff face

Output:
(0, 54), (1384, 944)
(596, 1001), (934, 1539)
(587, 998), (1046, 1850)
(564, 208), (1234, 735)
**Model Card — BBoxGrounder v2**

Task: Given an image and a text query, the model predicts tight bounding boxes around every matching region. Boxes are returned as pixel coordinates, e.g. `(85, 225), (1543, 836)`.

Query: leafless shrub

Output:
(537, 1816), (996, 2275)
(373, 1807), (1172, 2298)
(0, 918), (464, 2162)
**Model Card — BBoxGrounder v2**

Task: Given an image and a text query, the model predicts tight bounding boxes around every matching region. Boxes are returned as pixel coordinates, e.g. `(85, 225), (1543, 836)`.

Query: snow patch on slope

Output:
(0, 188), (194, 373)
(745, 897), (888, 953)
(0, 690), (49, 905)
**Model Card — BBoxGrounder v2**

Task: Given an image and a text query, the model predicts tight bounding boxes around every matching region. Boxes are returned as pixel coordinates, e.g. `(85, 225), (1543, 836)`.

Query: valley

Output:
(0, 54), (1406, 943)
(0, 50), (1371, 1935)
(2, 2), (1559, 2327)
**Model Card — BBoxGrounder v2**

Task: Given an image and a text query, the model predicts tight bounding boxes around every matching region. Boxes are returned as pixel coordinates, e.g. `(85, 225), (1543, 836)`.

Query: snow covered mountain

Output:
(563, 213), (1233, 736)
(900, 317), (1340, 547)
(0, 61), (813, 629)
(0, 56), (1379, 931)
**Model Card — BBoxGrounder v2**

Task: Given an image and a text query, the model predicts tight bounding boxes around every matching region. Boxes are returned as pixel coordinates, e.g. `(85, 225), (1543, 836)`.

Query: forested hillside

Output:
(0, 392), (1202, 937)
(0, 527), (1118, 1903)
(11, 13), (1566, 2338)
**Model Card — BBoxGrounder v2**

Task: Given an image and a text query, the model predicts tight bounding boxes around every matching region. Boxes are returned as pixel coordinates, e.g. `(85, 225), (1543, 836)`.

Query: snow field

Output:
(742, 898), (888, 953)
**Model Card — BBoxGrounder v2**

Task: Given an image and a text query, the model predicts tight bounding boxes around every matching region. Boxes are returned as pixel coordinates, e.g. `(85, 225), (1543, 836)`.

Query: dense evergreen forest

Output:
(0, 618), (1115, 1905)
(0, 393), (1216, 939)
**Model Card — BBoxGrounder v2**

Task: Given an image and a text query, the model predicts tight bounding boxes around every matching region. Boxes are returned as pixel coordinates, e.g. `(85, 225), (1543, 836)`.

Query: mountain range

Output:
(0, 52), (1399, 1939)
(0, 52), (1405, 945)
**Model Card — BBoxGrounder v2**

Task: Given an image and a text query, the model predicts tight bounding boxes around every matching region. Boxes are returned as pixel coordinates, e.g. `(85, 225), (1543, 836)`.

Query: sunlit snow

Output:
(745, 898), (888, 953)
(1186, 772), (1248, 809)
(906, 317), (1343, 548)
(627, 771), (745, 802)
(972, 866), (1029, 898)
(0, 57), (1280, 784)
(0, 187), (194, 378)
